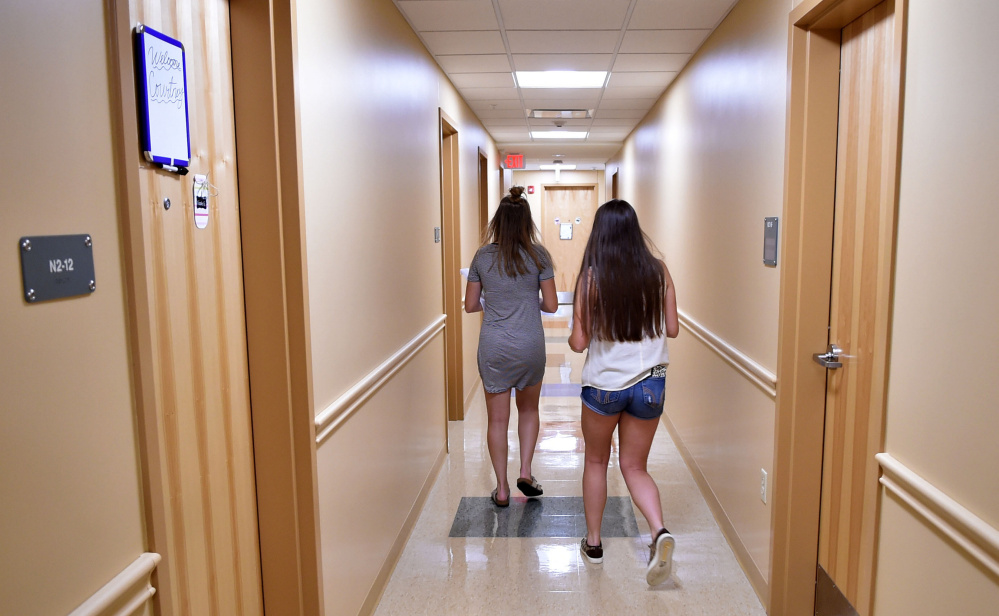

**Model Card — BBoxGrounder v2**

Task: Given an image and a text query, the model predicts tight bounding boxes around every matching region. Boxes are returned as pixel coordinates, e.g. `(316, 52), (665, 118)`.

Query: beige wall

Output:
(294, 0), (497, 612)
(874, 0), (999, 612)
(0, 1), (148, 614)
(604, 0), (789, 591)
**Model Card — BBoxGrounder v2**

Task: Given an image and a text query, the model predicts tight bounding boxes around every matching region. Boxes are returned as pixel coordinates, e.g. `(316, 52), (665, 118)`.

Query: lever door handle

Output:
(813, 344), (843, 369)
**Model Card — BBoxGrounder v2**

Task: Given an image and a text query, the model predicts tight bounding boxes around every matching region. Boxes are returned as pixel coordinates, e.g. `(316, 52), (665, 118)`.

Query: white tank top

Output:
(581, 334), (670, 391)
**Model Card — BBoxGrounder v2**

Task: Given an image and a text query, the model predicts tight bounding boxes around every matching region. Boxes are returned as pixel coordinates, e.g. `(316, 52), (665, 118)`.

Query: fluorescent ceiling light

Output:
(516, 71), (607, 88)
(531, 131), (588, 139)
(529, 109), (593, 119)
(539, 164), (576, 170)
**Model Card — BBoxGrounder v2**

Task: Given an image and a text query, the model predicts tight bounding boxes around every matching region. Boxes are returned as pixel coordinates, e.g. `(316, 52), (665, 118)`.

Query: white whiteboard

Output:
(135, 24), (191, 167)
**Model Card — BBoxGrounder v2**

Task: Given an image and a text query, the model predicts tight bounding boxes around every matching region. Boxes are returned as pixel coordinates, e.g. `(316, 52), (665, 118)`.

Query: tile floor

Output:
(373, 308), (767, 615)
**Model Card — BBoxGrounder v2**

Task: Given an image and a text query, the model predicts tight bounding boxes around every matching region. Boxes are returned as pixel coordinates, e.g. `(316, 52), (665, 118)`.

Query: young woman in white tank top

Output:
(568, 199), (679, 586)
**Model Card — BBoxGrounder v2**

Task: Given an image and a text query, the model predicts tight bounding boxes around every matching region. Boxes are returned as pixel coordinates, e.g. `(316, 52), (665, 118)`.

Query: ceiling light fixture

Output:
(516, 71), (607, 89)
(531, 131), (587, 139)
(529, 109), (593, 119)
(539, 164), (576, 170)
(540, 161), (574, 182)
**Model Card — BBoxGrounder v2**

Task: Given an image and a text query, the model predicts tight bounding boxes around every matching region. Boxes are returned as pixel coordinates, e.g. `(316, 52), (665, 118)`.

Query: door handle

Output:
(813, 344), (844, 369)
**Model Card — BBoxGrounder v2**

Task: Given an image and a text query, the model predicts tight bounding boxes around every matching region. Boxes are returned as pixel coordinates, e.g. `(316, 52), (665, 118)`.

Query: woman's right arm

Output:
(464, 280), (483, 313)
(663, 262), (679, 338)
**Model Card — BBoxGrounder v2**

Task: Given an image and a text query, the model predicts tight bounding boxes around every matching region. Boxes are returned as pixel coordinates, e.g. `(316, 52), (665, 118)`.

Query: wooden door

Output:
(816, 3), (896, 614)
(440, 113), (463, 421)
(541, 185), (598, 294)
(129, 1), (263, 613)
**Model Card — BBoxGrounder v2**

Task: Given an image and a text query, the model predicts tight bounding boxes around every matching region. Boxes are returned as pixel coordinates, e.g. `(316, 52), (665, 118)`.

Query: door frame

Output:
(477, 147), (489, 240)
(108, 1), (324, 613)
(770, 0), (907, 614)
(440, 110), (464, 421)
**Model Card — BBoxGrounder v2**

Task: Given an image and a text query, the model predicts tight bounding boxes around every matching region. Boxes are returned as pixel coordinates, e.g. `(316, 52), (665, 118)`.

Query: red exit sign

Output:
(504, 153), (524, 169)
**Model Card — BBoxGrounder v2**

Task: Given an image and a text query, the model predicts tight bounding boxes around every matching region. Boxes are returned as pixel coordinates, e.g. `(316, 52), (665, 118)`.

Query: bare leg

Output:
(484, 389), (512, 501)
(514, 381), (543, 480)
(581, 407), (620, 547)
(617, 413), (665, 533)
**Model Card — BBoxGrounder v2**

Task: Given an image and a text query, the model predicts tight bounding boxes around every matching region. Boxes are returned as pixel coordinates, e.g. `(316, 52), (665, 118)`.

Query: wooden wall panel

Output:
(128, 0), (262, 613)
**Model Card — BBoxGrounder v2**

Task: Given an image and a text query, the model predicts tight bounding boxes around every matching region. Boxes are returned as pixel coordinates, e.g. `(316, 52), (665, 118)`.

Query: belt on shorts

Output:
(649, 364), (667, 378)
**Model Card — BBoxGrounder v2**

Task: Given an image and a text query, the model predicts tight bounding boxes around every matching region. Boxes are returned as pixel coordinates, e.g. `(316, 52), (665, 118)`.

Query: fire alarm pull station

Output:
(528, 186), (535, 194)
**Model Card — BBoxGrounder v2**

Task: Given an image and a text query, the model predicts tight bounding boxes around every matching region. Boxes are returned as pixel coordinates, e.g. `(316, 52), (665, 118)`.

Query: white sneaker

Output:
(646, 528), (675, 586)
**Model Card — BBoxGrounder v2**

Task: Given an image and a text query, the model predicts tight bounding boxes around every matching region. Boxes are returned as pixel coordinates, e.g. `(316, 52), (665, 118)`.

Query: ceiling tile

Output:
(512, 54), (613, 71)
(586, 127), (632, 137)
(603, 85), (667, 99)
(513, 143), (622, 163)
(506, 30), (620, 54)
(470, 99), (524, 111)
(438, 54), (512, 73)
(396, 1), (499, 31)
(421, 30), (506, 55)
(497, 0), (632, 30)
(474, 108), (529, 119)
(587, 124), (633, 132)
(629, 0), (737, 29)
(450, 73), (516, 88)
(619, 29), (711, 53)
(488, 129), (532, 140)
(593, 109), (648, 119)
(607, 71), (676, 87)
(613, 53), (690, 72)
(598, 98), (656, 109)
(394, 0), (739, 159)
(461, 87), (521, 100)
(591, 118), (640, 127)
(482, 118), (531, 126)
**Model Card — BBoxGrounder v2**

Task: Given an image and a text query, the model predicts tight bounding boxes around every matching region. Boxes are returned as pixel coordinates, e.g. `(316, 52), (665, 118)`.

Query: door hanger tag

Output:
(193, 174), (209, 229)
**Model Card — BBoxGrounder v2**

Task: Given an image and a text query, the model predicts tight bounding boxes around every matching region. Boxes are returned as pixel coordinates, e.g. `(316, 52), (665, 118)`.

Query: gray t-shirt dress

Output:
(467, 244), (554, 393)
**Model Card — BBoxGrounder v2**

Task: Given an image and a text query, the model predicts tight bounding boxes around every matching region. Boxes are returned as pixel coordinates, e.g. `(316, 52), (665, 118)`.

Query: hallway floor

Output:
(374, 309), (767, 615)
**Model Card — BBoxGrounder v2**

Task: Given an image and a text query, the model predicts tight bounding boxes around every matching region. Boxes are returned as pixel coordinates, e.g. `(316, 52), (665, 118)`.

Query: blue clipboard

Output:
(134, 24), (191, 168)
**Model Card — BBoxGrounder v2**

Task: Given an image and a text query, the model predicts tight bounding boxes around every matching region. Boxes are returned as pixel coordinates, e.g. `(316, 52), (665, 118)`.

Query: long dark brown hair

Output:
(577, 199), (665, 341)
(484, 186), (550, 277)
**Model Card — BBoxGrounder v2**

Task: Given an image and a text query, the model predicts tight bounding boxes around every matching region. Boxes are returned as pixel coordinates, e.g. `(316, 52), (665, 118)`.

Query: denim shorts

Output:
(581, 372), (666, 420)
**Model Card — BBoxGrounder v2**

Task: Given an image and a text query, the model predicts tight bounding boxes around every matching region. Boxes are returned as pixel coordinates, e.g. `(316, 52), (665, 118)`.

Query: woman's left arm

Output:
(663, 262), (679, 338)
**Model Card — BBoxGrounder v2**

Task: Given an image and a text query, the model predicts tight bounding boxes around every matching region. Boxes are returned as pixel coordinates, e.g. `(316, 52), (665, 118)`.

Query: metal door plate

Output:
(19, 234), (97, 303)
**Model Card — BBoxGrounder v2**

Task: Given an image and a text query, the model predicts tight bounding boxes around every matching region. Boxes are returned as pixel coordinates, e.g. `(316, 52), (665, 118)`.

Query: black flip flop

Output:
(516, 476), (543, 497)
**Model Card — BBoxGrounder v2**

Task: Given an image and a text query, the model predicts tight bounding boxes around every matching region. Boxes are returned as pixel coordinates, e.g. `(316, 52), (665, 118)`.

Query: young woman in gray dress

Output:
(464, 186), (558, 507)
(568, 199), (679, 586)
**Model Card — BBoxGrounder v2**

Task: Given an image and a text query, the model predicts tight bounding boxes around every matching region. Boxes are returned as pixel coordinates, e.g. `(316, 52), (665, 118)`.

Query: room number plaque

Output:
(18, 234), (97, 303)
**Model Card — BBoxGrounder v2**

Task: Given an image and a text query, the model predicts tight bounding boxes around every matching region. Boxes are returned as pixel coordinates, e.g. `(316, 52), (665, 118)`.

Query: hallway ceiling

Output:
(392, 0), (738, 170)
